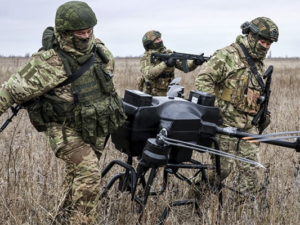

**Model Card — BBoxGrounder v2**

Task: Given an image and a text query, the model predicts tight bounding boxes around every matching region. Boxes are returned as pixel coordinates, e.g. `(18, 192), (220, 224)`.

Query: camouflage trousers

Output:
(45, 122), (106, 224)
(196, 126), (260, 194)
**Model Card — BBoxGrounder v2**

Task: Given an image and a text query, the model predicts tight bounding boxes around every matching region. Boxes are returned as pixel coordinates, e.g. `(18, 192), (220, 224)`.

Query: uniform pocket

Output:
(247, 88), (261, 115)
(96, 105), (108, 137)
(95, 66), (114, 93)
(74, 107), (82, 132)
(42, 102), (58, 122)
(109, 96), (127, 132)
(26, 99), (47, 132)
(81, 105), (97, 143)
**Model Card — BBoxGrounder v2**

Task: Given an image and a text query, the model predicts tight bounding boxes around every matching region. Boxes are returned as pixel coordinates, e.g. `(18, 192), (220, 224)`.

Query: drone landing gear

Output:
(100, 155), (217, 223)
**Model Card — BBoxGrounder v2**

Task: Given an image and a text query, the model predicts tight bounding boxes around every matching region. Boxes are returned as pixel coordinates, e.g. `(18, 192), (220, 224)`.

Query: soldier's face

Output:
(154, 38), (162, 43)
(73, 28), (93, 39)
(258, 39), (272, 48)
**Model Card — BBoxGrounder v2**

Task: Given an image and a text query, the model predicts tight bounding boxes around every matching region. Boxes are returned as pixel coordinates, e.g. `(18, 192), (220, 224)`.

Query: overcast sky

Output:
(1, 0), (299, 57)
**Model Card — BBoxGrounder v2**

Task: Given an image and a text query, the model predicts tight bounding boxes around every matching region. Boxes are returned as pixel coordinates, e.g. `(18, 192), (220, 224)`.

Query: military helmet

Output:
(142, 30), (162, 50)
(55, 1), (97, 33)
(241, 17), (279, 42)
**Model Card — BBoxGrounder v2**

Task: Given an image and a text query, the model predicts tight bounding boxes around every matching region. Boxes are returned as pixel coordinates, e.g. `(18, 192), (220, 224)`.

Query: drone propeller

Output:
(167, 86), (183, 97)
(243, 130), (300, 140)
(247, 135), (300, 143)
(167, 77), (183, 97)
(169, 77), (181, 85)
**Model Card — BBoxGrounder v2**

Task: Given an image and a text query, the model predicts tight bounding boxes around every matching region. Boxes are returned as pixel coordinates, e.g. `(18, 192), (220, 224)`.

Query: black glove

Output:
(164, 58), (176, 67)
(193, 54), (205, 66)
(193, 59), (205, 66)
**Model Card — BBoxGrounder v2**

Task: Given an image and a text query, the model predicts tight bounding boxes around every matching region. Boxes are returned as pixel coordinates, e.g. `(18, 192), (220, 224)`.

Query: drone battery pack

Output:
(124, 90), (152, 107)
(189, 90), (215, 107)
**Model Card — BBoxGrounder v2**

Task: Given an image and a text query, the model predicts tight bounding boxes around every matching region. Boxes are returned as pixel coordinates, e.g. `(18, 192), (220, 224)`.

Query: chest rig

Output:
(27, 27), (126, 145)
(214, 44), (264, 115)
(144, 49), (175, 95)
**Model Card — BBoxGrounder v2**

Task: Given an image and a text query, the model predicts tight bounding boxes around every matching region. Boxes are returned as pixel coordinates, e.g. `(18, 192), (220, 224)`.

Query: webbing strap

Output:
(56, 44), (97, 88)
(239, 44), (265, 90)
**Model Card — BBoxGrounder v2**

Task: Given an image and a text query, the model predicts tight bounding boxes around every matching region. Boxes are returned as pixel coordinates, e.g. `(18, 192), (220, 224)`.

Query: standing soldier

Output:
(195, 17), (279, 206)
(138, 30), (203, 96)
(0, 1), (126, 224)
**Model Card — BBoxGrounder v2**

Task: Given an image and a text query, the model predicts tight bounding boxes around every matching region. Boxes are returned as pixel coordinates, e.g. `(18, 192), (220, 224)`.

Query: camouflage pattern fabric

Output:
(57, 30), (95, 54)
(0, 49), (68, 113)
(208, 126), (259, 194)
(0, 32), (117, 223)
(45, 122), (105, 224)
(195, 35), (269, 194)
(250, 17), (279, 42)
(55, 1), (97, 33)
(139, 47), (197, 96)
(245, 33), (269, 61)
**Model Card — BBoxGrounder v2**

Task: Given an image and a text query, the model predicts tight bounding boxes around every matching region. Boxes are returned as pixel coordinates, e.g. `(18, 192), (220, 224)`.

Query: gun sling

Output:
(56, 44), (97, 88)
(239, 44), (265, 90)
(214, 44), (267, 108)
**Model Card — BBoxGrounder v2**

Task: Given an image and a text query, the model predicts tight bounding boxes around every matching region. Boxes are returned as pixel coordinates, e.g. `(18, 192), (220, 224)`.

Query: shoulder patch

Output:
(226, 46), (237, 54)
(18, 61), (37, 80)
(41, 49), (57, 60)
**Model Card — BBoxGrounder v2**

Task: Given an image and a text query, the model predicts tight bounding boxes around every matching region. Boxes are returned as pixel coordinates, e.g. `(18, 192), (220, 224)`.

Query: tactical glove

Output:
(193, 54), (205, 66)
(193, 59), (204, 66)
(258, 111), (271, 133)
(164, 58), (176, 67)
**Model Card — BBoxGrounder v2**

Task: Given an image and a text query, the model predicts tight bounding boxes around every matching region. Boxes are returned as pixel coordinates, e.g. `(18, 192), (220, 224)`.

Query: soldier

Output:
(195, 17), (279, 204)
(138, 30), (203, 96)
(0, 1), (126, 224)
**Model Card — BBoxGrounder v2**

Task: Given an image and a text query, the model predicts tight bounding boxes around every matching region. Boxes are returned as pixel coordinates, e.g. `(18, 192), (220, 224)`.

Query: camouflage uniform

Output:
(0, 2), (126, 224)
(138, 30), (198, 96)
(195, 17), (279, 195)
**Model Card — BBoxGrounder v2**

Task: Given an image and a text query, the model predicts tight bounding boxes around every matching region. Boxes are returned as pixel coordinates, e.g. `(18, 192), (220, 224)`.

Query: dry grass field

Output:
(0, 56), (299, 224)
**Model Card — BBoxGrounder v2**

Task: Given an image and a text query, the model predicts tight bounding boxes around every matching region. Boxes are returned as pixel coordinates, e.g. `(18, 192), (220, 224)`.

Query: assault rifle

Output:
(0, 105), (23, 132)
(252, 65), (273, 133)
(150, 51), (210, 73)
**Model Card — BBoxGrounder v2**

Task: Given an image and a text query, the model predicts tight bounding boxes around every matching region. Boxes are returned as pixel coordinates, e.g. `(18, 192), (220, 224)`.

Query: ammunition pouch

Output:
(28, 26), (127, 143)
(215, 84), (261, 115)
(95, 66), (115, 93)
(26, 93), (75, 132)
(26, 99), (47, 132)
(73, 93), (126, 144)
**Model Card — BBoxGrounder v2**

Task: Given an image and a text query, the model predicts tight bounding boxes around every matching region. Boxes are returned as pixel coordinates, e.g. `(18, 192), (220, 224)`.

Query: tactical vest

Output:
(27, 27), (126, 145)
(214, 44), (263, 115)
(142, 50), (175, 96)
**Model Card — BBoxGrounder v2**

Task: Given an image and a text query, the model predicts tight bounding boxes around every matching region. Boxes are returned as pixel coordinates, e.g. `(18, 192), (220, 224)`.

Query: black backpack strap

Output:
(56, 44), (97, 88)
(239, 44), (265, 90)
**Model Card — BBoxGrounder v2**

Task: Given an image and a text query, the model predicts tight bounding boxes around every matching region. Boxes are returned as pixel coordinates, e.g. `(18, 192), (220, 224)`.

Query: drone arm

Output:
(217, 126), (300, 151)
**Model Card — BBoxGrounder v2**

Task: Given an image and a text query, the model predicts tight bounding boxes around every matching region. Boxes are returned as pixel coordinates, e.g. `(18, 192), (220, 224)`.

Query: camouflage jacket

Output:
(0, 38), (114, 114)
(195, 35), (267, 130)
(0, 36), (126, 143)
(139, 47), (197, 96)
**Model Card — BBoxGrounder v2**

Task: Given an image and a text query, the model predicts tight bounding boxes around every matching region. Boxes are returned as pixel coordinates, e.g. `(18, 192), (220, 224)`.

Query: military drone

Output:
(99, 78), (300, 223)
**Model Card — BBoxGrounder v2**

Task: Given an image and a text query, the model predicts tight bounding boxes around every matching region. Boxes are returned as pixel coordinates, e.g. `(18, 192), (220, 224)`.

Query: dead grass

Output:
(0, 57), (299, 224)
